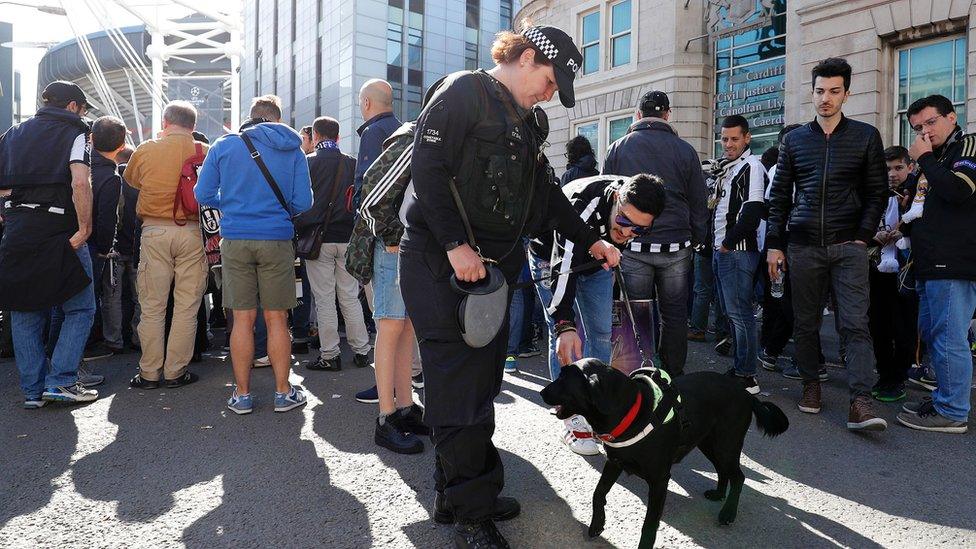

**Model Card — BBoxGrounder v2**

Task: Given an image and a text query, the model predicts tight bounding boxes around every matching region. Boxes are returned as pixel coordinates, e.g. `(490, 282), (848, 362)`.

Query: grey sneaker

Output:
(902, 396), (933, 415)
(43, 383), (98, 403)
(897, 401), (967, 433)
(23, 397), (47, 409)
(77, 363), (105, 388)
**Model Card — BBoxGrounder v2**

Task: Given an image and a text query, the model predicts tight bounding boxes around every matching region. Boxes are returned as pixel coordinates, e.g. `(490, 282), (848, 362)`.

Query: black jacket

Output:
(295, 145), (358, 244)
(405, 70), (599, 275)
(90, 151), (122, 256)
(766, 116), (887, 250)
(115, 167), (141, 259)
(603, 118), (707, 250)
(912, 128), (976, 280)
(560, 154), (599, 186)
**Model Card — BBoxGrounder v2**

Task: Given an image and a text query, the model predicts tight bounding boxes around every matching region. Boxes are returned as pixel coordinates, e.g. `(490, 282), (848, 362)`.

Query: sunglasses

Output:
(614, 208), (652, 235)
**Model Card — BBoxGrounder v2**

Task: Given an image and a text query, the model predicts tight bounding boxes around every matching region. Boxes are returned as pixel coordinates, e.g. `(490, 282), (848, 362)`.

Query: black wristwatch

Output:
(444, 240), (465, 252)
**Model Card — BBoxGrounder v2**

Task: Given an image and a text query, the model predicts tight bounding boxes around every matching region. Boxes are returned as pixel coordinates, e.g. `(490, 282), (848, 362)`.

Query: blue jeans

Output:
(690, 251), (728, 337)
(917, 279), (976, 422)
(507, 264), (531, 355)
(530, 253), (613, 380)
(12, 246), (96, 398)
(714, 250), (759, 376)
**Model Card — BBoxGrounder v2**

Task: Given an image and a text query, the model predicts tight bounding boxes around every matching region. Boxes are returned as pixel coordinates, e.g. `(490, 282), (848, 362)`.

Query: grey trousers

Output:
(306, 243), (371, 359)
(101, 256), (140, 347)
(787, 242), (875, 396)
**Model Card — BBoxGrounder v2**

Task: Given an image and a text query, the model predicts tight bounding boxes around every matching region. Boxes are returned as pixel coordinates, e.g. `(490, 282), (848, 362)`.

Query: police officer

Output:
(0, 81), (98, 407)
(400, 26), (621, 548)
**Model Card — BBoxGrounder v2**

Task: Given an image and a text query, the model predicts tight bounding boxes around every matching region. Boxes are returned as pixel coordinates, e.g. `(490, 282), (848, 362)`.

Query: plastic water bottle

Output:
(770, 265), (785, 299)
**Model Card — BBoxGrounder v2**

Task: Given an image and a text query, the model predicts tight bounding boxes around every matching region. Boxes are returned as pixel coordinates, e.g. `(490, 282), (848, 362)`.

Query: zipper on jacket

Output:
(820, 133), (830, 247)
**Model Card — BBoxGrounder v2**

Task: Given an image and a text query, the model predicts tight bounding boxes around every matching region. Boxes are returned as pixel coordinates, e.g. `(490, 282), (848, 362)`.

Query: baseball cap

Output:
(521, 26), (582, 108)
(639, 90), (670, 115)
(42, 81), (89, 109)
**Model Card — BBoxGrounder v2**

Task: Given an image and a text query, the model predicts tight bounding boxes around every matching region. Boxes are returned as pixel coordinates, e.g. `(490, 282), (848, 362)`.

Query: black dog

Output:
(540, 359), (789, 549)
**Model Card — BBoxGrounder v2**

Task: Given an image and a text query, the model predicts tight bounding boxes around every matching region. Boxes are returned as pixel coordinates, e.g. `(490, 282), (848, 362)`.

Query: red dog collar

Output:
(597, 392), (642, 443)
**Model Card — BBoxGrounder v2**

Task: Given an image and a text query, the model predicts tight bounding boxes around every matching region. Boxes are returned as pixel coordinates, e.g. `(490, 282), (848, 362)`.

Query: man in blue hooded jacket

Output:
(195, 95), (313, 415)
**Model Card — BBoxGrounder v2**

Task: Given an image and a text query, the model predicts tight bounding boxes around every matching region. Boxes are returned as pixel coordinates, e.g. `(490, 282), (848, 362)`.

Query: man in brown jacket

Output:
(124, 101), (208, 389)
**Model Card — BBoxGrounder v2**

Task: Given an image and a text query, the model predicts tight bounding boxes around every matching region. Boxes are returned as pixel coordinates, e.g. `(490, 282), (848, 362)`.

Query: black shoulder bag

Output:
(240, 132), (301, 251)
(296, 158), (346, 260)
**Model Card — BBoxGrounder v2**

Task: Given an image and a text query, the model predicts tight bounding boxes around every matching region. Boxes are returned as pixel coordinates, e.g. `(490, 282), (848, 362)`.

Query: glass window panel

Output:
(898, 49), (909, 111)
(583, 44), (599, 75)
(409, 12), (423, 28)
(612, 34), (630, 67)
(465, 27), (479, 43)
(466, 0), (479, 28)
(732, 38), (782, 65)
(956, 102), (967, 131)
(388, 6), (403, 23)
(954, 38), (966, 102)
(609, 117), (632, 144)
(717, 50), (731, 71)
(576, 122), (598, 153)
(409, 0), (423, 14)
(908, 40), (954, 101)
(611, 1), (631, 35)
(582, 12), (600, 45)
(717, 36), (732, 51)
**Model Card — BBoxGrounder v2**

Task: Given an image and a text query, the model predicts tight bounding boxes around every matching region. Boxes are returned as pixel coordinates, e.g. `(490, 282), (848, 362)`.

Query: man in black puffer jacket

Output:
(766, 58), (888, 432)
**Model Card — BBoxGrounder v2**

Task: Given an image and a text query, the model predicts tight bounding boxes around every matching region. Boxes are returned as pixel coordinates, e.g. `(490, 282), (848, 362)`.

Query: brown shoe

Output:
(847, 395), (888, 431)
(797, 381), (821, 414)
(687, 329), (706, 342)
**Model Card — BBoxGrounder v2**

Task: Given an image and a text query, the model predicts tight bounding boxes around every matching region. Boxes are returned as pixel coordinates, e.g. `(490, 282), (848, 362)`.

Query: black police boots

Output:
(454, 520), (510, 549)
(434, 493), (521, 524)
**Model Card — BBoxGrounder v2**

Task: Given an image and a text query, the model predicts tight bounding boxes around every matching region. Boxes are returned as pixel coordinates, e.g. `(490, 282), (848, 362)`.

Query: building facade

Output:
(515, 0), (976, 174)
(241, 0), (518, 155)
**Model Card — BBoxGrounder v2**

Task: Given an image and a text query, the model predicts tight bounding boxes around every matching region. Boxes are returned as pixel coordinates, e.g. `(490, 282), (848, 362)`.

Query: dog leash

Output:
(613, 266), (654, 370)
(510, 258), (607, 291)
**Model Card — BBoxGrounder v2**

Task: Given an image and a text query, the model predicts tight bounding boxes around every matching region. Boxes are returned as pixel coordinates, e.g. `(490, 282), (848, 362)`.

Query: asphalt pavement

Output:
(1, 326), (974, 549)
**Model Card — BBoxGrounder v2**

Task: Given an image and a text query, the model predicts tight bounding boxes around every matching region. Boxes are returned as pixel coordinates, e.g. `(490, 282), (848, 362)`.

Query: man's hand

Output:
(68, 228), (90, 250)
(556, 330), (583, 366)
(447, 243), (486, 282)
(767, 248), (785, 281)
(719, 245), (730, 253)
(909, 132), (933, 160)
(385, 245), (399, 254)
(874, 230), (889, 245)
(588, 240), (621, 269)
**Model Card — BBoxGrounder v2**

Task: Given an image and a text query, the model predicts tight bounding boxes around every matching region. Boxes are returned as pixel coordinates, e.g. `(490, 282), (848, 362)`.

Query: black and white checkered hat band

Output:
(522, 27), (558, 60)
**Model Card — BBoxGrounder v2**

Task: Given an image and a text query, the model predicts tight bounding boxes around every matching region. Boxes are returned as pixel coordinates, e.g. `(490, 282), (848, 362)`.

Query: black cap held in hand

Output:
(639, 90), (670, 116)
(521, 25), (582, 108)
(42, 81), (89, 109)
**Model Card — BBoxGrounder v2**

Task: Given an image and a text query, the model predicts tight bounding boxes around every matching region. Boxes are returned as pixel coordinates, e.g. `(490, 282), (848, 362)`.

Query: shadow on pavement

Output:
(66, 357), (371, 547)
(0, 364), (78, 530)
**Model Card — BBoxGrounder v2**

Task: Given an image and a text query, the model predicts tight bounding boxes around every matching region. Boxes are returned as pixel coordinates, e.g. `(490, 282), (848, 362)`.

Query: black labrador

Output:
(540, 358), (789, 549)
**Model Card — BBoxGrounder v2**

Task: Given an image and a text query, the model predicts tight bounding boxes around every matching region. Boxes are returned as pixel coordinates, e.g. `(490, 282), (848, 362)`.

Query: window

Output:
(608, 116), (632, 146)
(387, 7), (404, 67)
(500, 0), (513, 31)
(575, 121), (599, 155)
(609, 0), (631, 68)
(713, 1), (787, 157)
(408, 27), (423, 71)
(465, 0), (480, 70)
(896, 36), (968, 146)
(581, 11), (599, 75)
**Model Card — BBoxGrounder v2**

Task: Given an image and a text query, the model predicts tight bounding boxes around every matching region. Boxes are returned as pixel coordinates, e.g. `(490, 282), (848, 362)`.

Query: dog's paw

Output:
(587, 524), (605, 538)
(718, 508), (738, 525)
(704, 489), (725, 501)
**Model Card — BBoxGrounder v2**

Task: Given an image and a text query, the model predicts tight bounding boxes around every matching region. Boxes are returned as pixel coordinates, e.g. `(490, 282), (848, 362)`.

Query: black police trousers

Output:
(399, 242), (510, 524)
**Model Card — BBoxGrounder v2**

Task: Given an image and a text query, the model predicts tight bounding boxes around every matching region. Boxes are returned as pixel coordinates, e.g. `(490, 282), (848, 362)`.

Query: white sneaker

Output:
(253, 355), (271, 368)
(561, 415), (601, 456)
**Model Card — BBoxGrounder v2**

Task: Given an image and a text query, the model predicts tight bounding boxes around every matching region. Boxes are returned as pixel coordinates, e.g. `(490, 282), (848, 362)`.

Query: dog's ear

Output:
(586, 371), (619, 419)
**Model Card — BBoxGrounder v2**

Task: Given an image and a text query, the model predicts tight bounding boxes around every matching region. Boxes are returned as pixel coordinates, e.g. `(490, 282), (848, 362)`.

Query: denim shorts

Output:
(372, 240), (407, 320)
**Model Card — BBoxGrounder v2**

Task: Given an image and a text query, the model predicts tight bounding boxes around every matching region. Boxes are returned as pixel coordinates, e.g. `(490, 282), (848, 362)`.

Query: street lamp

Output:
(0, 2), (66, 16)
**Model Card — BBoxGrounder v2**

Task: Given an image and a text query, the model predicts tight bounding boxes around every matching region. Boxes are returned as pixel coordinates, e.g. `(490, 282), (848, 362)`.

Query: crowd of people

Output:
(1, 24), (974, 549)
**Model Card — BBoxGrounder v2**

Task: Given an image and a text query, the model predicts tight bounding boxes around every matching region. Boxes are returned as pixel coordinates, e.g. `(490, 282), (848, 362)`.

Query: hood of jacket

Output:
(240, 122), (302, 151)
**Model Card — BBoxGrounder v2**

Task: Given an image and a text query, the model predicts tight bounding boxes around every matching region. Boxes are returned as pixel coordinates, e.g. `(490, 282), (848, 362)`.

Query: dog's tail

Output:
(751, 398), (789, 438)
